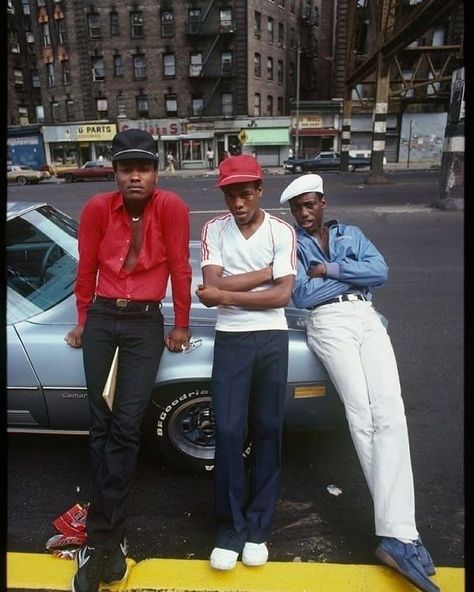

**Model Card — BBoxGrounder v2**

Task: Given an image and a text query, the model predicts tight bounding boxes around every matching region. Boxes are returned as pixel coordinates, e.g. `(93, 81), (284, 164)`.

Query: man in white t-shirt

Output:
(196, 155), (296, 571)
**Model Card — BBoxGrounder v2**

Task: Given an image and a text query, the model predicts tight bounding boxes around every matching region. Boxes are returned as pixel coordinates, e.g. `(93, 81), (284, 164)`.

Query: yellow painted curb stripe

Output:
(7, 553), (464, 592)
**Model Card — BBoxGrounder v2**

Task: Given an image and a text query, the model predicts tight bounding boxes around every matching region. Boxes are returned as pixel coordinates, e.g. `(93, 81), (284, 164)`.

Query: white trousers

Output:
(306, 300), (418, 540)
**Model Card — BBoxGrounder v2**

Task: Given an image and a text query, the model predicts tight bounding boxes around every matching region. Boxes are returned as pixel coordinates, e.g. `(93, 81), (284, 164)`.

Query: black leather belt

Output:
(307, 293), (367, 311)
(95, 295), (162, 312)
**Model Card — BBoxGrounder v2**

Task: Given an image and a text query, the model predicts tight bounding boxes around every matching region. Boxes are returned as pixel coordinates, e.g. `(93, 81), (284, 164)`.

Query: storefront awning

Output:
(243, 128), (289, 146)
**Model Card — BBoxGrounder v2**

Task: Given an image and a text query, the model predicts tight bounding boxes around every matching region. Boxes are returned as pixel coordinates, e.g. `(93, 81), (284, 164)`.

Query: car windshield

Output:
(7, 205), (78, 324)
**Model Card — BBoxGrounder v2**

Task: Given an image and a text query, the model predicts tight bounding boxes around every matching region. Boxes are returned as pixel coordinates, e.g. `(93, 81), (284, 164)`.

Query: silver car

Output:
(6, 202), (343, 472)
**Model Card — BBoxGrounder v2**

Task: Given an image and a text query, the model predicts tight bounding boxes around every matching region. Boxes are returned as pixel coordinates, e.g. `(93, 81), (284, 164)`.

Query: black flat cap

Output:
(112, 128), (157, 162)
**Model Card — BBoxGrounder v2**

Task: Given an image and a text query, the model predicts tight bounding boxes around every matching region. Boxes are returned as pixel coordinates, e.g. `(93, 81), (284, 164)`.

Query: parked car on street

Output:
(283, 151), (371, 174)
(55, 160), (115, 183)
(6, 201), (344, 472)
(7, 165), (51, 186)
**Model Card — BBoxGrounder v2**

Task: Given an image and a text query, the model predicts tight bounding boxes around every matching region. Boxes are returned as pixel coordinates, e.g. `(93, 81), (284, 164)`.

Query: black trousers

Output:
(82, 299), (164, 550)
(211, 330), (289, 552)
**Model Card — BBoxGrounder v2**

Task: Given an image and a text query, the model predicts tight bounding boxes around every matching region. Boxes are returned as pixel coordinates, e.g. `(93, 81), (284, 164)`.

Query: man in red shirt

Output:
(65, 128), (192, 592)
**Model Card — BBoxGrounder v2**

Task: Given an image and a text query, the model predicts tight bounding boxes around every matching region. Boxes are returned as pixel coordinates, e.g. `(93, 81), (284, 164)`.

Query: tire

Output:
(143, 383), (251, 473)
(294, 164), (303, 173)
(106, 172), (115, 181)
(64, 174), (74, 183)
(16, 176), (28, 186)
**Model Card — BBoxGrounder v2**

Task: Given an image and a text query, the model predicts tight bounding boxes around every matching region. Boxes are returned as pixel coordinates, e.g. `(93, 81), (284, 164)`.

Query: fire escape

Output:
(186, 0), (236, 118)
(341, 0), (463, 178)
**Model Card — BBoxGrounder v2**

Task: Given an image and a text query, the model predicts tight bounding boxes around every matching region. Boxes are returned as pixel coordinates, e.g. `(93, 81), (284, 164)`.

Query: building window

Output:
(62, 60), (71, 85)
(290, 0), (296, 13)
(189, 52), (202, 77)
(32, 70), (40, 88)
(254, 11), (261, 38)
(278, 22), (284, 47)
(221, 93), (233, 116)
(183, 140), (202, 161)
(51, 100), (60, 122)
(110, 11), (120, 36)
(65, 98), (75, 121)
(191, 95), (204, 116)
(165, 93), (178, 117)
(254, 93), (261, 117)
(96, 97), (108, 119)
(188, 8), (201, 33)
(19, 106), (29, 125)
(133, 54), (146, 80)
(163, 53), (176, 77)
(289, 61), (295, 82)
(277, 60), (283, 84)
(161, 11), (174, 37)
(290, 27), (295, 48)
(88, 13), (101, 38)
(117, 93), (127, 117)
(278, 0), (286, 7)
(219, 8), (232, 31)
(267, 17), (274, 42)
(221, 51), (233, 74)
(21, 0), (30, 15)
(131, 11), (144, 38)
(13, 69), (24, 89)
(92, 56), (105, 82)
(277, 96), (283, 116)
(136, 94), (149, 117)
(114, 55), (124, 77)
(254, 53), (261, 77)
(267, 57), (274, 80)
(41, 22), (51, 47)
(47, 63), (55, 87)
(267, 95), (273, 116)
(36, 105), (45, 123)
(56, 19), (66, 44)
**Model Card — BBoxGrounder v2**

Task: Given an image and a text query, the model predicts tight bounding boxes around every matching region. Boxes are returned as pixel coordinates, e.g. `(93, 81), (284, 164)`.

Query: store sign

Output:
(117, 119), (184, 137)
(76, 125), (116, 141)
(296, 116), (323, 128)
(8, 136), (40, 146)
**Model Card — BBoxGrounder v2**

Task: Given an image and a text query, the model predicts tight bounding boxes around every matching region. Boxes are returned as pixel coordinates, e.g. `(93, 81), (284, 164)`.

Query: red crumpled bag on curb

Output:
(46, 503), (88, 559)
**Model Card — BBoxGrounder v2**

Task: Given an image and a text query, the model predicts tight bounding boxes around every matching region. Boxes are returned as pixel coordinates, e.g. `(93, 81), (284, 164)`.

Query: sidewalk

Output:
(7, 552), (464, 592)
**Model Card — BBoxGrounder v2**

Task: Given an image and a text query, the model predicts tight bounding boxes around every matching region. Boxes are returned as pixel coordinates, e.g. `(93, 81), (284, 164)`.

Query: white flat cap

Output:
(280, 174), (324, 205)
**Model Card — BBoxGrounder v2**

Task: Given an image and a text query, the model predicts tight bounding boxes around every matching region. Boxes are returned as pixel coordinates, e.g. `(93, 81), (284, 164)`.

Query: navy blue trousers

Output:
(82, 300), (164, 550)
(211, 330), (289, 552)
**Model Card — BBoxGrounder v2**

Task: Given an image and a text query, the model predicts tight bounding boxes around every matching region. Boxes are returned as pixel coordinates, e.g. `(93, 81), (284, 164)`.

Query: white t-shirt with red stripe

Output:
(200, 210), (297, 331)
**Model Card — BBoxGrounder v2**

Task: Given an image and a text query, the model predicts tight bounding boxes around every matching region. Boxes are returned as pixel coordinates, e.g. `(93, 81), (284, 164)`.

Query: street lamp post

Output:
(407, 119), (415, 169)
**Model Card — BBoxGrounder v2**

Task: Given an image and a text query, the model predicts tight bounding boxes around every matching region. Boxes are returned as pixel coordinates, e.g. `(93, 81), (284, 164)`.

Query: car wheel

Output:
(294, 165), (303, 173)
(143, 382), (252, 473)
(16, 176), (28, 186)
(64, 174), (74, 183)
(106, 172), (115, 181)
(348, 164), (355, 172)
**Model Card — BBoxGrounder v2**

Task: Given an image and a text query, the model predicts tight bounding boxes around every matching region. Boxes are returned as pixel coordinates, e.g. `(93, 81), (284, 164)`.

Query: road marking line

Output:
(7, 552), (464, 591)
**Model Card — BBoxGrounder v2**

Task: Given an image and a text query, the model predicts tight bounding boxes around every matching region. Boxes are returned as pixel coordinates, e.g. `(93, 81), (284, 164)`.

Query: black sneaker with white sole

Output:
(72, 545), (106, 592)
(102, 538), (129, 585)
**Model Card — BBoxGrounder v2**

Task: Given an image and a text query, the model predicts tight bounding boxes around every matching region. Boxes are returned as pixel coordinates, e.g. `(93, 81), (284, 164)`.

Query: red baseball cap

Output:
(217, 154), (263, 188)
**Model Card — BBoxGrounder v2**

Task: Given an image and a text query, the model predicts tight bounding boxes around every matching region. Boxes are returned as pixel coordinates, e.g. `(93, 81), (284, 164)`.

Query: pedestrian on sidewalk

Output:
(64, 128), (192, 592)
(206, 147), (215, 169)
(196, 155), (296, 571)
(166, 151), (175, 172)
(280, 173), (439, 592)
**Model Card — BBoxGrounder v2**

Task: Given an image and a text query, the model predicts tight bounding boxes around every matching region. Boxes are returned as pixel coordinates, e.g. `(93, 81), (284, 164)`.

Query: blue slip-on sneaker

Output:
(375, 537), (440, 592)
(415, 538), (437, 576)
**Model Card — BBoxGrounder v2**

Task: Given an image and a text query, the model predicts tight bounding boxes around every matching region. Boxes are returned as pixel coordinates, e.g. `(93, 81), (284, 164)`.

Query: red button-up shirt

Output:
(74, 189), (192, 327)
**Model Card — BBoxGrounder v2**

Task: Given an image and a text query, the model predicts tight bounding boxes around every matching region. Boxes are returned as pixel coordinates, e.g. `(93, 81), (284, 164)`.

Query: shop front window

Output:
(182, 140), (202, 161)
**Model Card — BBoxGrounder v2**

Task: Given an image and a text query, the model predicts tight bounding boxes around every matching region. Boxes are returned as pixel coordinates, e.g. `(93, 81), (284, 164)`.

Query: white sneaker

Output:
(209, 547), (239, 570)
(242, 542), (268, 566)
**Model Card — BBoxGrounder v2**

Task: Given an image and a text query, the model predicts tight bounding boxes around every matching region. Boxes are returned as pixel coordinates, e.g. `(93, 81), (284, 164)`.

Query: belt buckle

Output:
(116, 298), (128, 308)
(347, 294), (358, 301)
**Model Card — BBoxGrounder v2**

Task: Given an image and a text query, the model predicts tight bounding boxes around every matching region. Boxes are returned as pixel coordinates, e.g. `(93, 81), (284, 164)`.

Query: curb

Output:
(7, 552), (464, 592)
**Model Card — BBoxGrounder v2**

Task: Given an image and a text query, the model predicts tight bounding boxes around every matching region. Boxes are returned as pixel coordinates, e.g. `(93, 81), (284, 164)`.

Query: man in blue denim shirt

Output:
(280, 174), (439, 592)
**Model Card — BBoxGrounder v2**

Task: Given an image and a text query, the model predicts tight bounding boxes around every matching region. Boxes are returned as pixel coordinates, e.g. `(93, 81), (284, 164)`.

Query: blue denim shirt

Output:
(292, 220), (389, 309)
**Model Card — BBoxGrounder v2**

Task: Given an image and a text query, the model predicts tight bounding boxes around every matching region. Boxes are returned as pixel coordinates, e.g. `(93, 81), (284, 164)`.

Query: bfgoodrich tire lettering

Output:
(143, 383), (251, 473)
